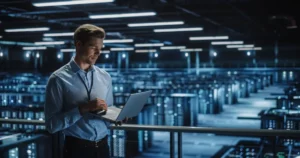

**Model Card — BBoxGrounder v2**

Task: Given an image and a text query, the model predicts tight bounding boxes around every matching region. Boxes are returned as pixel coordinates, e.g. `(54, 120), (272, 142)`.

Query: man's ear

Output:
(75, 41), (83, 48)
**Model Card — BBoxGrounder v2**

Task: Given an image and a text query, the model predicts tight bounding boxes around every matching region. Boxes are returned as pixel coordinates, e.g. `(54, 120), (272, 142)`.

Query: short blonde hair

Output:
(74, 24), (105, 45)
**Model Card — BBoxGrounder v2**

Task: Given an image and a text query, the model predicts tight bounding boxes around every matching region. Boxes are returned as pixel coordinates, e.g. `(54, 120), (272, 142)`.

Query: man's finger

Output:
(99, 99), (106, 103)
(114, 121), (121, 126)
(103, 103), (108, 108)
(101, 104), (108, 110)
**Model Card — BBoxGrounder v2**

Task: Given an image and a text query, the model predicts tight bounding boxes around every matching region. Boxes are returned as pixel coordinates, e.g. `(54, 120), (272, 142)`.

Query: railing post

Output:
(170, 132), (174, 158)
(273, 136), (277, 157)
(110, 129), (114, 157)
(178, 132), (182, 158)
(19, 143), (27, 158)
(1, 151), (8, 158)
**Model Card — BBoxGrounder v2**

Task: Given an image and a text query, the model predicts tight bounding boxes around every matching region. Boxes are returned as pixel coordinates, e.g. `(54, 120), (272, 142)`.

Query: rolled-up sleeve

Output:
(44, 74), (82, 134)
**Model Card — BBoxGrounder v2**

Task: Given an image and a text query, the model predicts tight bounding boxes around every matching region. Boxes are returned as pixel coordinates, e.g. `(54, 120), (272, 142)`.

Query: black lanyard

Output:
(77, 71), (94, 101)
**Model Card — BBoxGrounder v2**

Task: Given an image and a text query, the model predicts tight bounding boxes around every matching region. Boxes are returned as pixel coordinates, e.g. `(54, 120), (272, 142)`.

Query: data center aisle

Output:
(134, 85), (281, 158)
(197, 85), (281, 128)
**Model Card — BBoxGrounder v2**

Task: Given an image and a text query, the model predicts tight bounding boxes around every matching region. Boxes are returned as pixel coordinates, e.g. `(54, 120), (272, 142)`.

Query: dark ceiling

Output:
(0, 0), (299, 51)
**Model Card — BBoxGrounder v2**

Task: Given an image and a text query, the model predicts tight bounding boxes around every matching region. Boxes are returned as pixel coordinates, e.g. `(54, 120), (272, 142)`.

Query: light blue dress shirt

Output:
(44, 57), (113, 141)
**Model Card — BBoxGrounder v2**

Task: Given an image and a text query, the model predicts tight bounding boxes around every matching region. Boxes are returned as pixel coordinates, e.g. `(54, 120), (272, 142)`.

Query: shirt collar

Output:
(69, 57), (95, 73)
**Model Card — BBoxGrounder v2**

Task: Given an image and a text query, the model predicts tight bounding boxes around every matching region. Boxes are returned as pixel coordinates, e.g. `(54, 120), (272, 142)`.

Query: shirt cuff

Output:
(67, 107), (82, 125)
(104, 121), (112, 127)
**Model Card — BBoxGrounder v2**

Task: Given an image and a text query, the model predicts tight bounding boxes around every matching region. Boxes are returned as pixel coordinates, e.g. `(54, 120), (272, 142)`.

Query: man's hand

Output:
(114, 117), (130, 126)
(78, 98), (107, 115)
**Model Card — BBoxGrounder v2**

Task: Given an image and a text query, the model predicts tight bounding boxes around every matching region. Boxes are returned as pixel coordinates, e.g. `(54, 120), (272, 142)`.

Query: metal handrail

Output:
(2, 118), (300, 158)
(0, 134), (45, 151)
(110, 124), (300, 137)
(1, 118), (300, 137)
(0, 118), (45, 125)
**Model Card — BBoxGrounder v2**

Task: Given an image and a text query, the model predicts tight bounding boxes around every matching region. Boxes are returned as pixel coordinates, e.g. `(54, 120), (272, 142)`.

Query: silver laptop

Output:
(92, 90), (152, 122)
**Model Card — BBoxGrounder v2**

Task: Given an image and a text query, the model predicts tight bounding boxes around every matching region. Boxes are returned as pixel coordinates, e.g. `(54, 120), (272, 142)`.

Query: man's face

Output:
(77, 37), (104, 65)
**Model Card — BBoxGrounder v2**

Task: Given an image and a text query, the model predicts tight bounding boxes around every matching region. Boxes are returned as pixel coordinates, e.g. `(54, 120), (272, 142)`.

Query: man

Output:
(45, 24), (114, 158)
